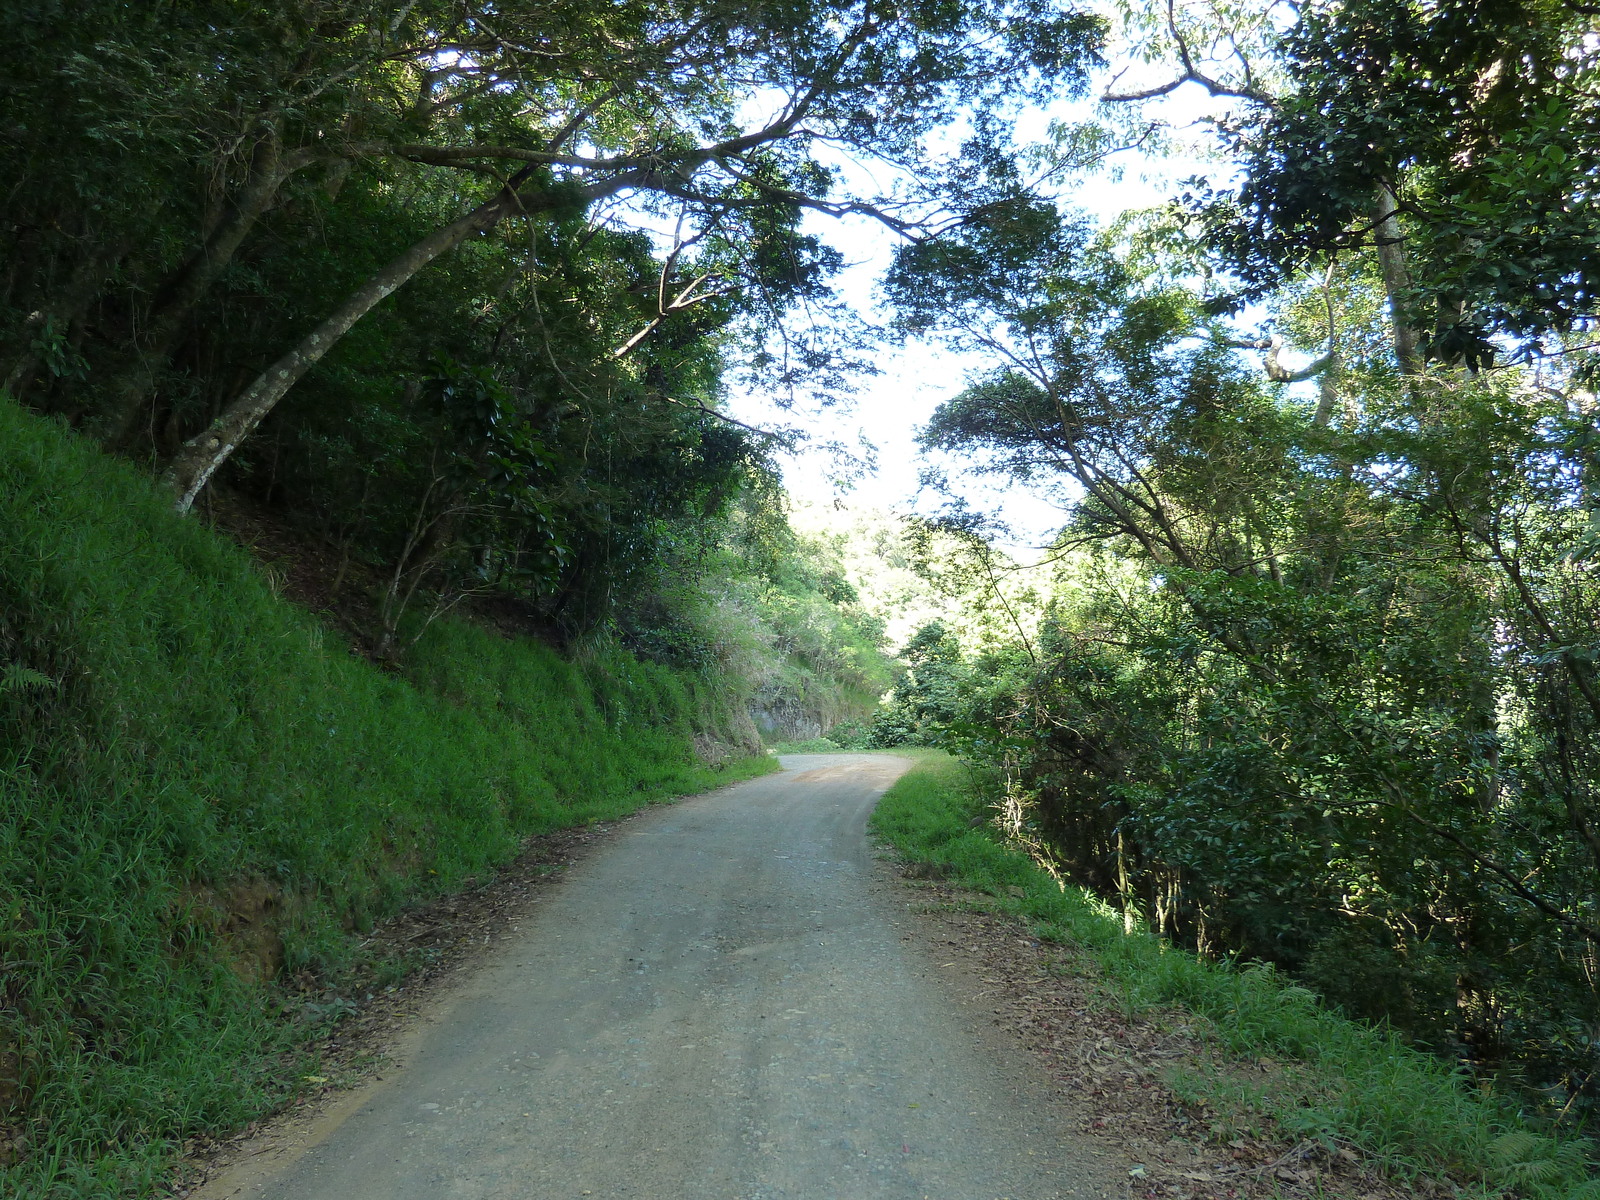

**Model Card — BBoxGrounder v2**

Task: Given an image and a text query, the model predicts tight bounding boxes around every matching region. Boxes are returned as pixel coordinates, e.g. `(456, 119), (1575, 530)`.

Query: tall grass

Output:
(0, 398), (771, 1198)
(870, 753), (1600, 1200)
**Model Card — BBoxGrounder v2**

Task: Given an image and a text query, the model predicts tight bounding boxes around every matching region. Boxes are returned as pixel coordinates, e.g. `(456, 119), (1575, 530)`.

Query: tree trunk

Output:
(1311, 260), (1341, 428)
(1371, 185), (1424, 377)
(162, 180), (548, 512)
(161, 156), (660, 513)
(104, 132), (314, 445)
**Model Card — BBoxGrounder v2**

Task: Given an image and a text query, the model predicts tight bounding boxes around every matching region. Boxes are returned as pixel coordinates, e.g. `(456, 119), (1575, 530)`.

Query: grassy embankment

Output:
(871, 752), (1599, 1200)
(0, 398), (773, 1198)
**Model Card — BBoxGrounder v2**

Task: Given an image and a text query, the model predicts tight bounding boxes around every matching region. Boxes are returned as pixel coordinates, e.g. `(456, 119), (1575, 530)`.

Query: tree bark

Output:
(105, 132), (317, 445)
(158, 100), (816, 511)
(1371, 185), (1424, 377)
(162, 188), (513, 510)
(1311, 259), (1341, 428)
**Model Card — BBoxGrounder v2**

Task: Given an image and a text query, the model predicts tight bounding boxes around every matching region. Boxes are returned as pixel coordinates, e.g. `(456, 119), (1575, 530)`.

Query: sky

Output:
(723, 97), (1227, 558)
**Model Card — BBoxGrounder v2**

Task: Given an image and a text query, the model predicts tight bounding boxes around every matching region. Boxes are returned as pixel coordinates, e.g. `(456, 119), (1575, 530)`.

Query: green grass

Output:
(870, 753), (1600, 1200)
(0, 398), (773, 1198)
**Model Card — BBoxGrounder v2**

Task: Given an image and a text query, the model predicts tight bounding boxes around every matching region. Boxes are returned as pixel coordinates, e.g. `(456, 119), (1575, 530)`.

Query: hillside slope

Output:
(0, 399), (770, 1197)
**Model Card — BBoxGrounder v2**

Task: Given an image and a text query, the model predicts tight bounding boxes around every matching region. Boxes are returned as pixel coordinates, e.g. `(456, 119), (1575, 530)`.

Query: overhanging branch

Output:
(1101, 0), (1275, 106)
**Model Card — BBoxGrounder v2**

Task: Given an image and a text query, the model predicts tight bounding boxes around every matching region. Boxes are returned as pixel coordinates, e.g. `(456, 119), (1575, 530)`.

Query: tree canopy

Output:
(866, 0), (1600, 1126)
(1, 0), (1103, 648)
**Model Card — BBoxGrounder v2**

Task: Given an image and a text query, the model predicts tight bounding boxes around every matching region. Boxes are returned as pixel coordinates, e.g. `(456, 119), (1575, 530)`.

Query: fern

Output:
(1489, 1130), (1597, 1197)
(0, 661), (54, 692)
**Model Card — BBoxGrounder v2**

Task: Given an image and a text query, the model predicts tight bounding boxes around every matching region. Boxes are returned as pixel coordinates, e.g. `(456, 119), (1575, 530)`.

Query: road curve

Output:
(199, 753), (1105, 1200)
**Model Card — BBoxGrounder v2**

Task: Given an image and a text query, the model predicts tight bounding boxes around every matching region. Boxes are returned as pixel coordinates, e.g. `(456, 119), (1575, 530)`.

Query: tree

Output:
(880, 42), (1600, 1092)
(144, 0), (1103, 508)
(2, 0), (1104, 510)
(1190, 0), (1600, 369)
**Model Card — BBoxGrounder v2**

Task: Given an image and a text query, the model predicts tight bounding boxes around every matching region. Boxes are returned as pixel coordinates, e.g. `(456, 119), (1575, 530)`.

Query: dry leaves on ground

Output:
(899, 876), (1439, 1200)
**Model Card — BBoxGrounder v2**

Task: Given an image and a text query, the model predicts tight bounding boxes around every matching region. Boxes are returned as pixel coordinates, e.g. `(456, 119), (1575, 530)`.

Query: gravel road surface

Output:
(196, 753), (1112, 1200)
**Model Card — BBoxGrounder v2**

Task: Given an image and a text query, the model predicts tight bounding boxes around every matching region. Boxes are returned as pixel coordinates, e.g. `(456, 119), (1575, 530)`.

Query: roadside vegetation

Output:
(6, 2), (933, 1187)
(852, 0), (1600, 1172)
(0, 393), (889, 1197)
(0, 397), (789, 1197)
(873, 754), (1600, 1200)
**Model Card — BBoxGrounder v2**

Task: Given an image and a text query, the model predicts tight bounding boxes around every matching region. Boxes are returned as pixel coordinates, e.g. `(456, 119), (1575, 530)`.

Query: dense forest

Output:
(4, 0), (1600, 1193)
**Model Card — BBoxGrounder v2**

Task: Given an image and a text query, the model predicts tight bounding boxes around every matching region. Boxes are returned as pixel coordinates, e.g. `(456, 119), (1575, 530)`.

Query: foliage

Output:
(899, 358), (1600, 1119)
(688, 503), (897, 742)
(879, 43), (1600, 1118)
(0, 0), (1108, 598)
(869, 622), (975, 747)
(1188, 0), (1600, 365)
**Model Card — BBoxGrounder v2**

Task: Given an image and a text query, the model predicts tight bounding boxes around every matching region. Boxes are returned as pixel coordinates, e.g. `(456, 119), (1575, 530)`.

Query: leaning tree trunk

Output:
(162, 175), (563, 512)
(104, 133), (316, 446)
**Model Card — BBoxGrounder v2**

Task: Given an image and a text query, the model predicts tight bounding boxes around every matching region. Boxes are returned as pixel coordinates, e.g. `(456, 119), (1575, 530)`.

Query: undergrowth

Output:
(869, 752), (1600, 1200)
(0, 399), (772, 1198)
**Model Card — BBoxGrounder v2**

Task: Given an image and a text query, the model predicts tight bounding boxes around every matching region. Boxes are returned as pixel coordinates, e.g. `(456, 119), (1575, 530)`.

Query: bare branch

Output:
(1215, 332), (1333, 384)
(543, 88), (620, 153)
(658, 395), (784, 439)
(1101, 0), (1276, 106)
(611, 273), (732, 359)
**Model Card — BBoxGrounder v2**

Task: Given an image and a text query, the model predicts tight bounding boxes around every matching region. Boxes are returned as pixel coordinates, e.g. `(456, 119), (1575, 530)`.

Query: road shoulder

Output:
(880, 870), (1427, 1200)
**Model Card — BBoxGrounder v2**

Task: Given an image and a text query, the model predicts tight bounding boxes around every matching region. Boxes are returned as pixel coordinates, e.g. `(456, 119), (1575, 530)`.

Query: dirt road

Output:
(196, 753), (1117, 1200)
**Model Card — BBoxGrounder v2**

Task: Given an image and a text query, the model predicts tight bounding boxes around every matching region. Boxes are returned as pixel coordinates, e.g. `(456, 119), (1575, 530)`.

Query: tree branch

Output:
(657, 394), (783, 439)
(1215, 333), (1334, 383)
(1100, 0), (1276, 106)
